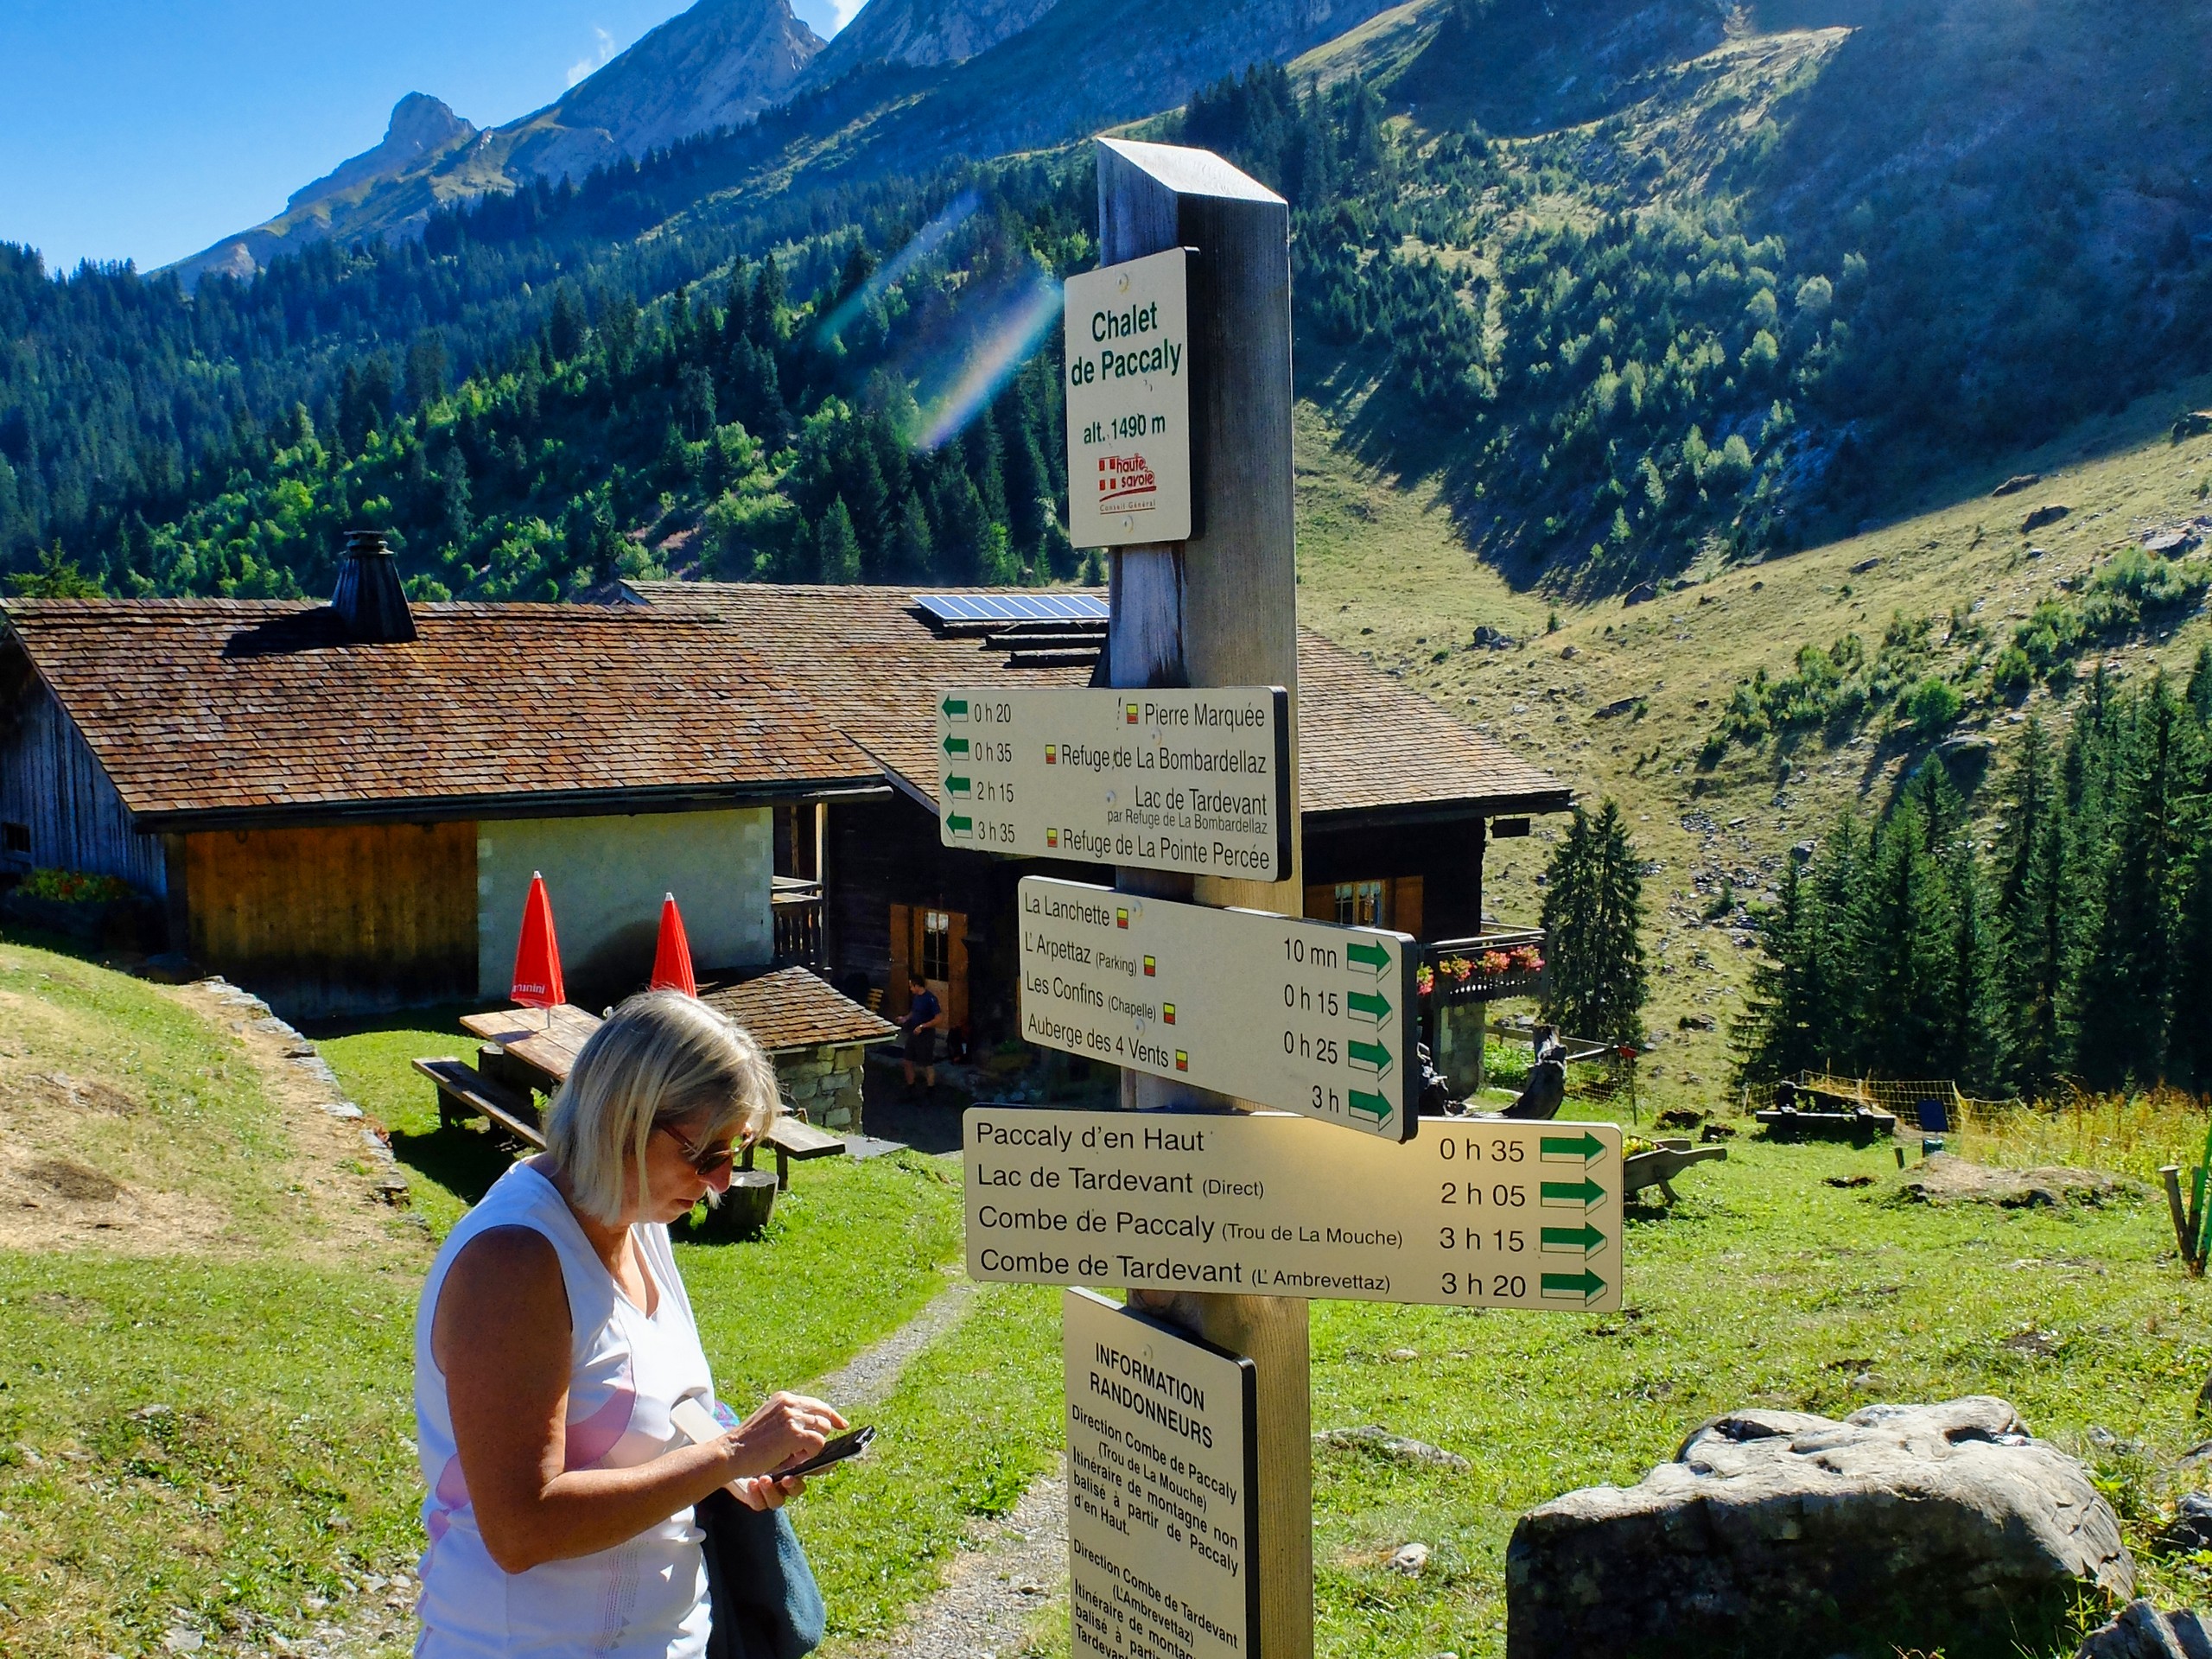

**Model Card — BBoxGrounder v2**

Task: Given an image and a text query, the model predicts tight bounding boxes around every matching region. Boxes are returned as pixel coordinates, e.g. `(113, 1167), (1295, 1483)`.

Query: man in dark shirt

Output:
(899, 973), (943, 1095)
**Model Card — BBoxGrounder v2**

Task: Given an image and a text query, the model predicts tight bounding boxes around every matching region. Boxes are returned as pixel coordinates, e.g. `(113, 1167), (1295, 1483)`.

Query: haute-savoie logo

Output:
(1096, 452), (1158, 515)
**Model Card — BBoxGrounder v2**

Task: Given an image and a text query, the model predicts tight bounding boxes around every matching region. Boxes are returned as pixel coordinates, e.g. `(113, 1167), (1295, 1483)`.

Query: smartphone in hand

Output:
(776, 1425), (875, 1479)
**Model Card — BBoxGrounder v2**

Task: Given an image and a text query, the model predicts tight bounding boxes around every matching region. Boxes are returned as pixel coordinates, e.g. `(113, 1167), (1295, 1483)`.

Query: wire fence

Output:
(1736, 1073), (2018, 1128)
(1733, 1072), (2212, 1180)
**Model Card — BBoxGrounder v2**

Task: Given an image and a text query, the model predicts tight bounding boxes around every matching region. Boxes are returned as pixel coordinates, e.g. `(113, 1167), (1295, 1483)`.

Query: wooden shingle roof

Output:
(3, 585), (1567, 829)
(700, 966), (899, 1052)
(628, 582), (1570, 820)
(0, 599), (882, 829)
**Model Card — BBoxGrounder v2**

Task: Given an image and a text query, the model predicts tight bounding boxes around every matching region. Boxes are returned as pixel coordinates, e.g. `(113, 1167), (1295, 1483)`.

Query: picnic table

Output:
(417, 1003), (849, 1189)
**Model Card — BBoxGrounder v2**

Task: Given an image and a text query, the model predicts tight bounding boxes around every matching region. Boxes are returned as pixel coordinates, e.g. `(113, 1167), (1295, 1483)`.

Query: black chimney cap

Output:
(331, 529), (417, 644)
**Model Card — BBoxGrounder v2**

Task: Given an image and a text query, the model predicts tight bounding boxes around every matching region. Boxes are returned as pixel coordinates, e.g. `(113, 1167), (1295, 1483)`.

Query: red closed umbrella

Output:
(650, 892), (698, 998)
(512, 871), (566, 1021)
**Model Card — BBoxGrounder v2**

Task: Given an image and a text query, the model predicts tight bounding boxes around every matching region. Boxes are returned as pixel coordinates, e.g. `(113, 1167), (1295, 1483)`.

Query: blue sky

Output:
(0, 0), (852, 275)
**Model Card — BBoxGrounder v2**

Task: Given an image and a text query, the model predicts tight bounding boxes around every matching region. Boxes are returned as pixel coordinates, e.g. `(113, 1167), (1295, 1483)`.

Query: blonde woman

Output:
(414, 991), (847, 1658)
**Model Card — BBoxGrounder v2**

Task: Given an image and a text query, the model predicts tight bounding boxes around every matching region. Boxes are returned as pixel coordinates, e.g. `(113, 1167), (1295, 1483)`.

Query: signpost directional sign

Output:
(1065, 248), (1193, 548)
(968, 1107), (1625, 1310)
(1064, 1288), (1257, 1659)
(938, 688), (1292, 881)
(1018, 876), (1418, 1141)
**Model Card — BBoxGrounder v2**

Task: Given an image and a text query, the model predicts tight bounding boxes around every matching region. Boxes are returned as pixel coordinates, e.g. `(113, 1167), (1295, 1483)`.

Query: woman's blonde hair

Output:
(545, 991), (780, 1224)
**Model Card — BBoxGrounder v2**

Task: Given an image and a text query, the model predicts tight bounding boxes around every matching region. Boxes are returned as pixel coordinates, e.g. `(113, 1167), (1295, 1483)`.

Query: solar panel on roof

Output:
(912, 593), (1109, 626)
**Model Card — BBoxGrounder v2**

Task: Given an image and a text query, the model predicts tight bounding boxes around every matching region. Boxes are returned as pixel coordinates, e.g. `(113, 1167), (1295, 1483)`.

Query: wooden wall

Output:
(181, 821), (476, 1017)
(1305, 816), (1486, 941)
(826, 793), (1496, 1045)
(0, 652), (167, 894)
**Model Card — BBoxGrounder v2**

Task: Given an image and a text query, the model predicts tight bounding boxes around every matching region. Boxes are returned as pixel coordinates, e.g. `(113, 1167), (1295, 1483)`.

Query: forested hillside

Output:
(5, 0), (2212, 607)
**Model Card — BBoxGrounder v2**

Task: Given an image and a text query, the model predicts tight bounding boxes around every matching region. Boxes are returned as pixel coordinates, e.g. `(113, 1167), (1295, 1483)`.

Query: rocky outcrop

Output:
(166, 0), (822, 283)
(1505, 1397), (2133, 1659)
(285, 93), (478, 213)
(806, 0), (1061, 81)
(2075, 1601), (2212, 1659)
(516, 0), (823, 183)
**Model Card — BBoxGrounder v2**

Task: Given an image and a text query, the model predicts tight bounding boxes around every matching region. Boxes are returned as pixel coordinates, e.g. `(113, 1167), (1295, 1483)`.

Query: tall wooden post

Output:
(1097, 137), (1313, 1659)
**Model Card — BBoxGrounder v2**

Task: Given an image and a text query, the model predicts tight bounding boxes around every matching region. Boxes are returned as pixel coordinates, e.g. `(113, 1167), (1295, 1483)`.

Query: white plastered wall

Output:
(477, 808), (773, 1001)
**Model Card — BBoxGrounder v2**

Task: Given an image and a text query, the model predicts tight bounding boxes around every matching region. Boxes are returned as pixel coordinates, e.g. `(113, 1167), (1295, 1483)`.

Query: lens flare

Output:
(910, 270), (1064, 451)
(813, 190), (982, 348)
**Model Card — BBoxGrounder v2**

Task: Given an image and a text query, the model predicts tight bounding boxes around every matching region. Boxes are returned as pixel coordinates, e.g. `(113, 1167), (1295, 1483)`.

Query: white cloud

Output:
(567, 26), (616, 87)
(831, 0), (868, 25)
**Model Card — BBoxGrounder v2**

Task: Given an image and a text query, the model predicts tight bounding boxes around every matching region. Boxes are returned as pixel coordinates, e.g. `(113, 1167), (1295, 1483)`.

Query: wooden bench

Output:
(747, 1114), (846, 1191)
(416, 1057), (546, 1150)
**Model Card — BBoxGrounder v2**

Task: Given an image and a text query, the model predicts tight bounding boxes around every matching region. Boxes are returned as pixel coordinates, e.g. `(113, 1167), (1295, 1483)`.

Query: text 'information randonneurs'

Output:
(1064, 1289), (1258, 1659)
(968, 1108), (1624, 1310)
(938, 689), (1291, 881)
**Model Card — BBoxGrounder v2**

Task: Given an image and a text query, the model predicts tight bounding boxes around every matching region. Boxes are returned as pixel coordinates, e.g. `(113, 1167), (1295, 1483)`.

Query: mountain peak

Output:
(285, 93), (478, 213)
(524, 0), (824, 176)
(811, 0), (1061, 79)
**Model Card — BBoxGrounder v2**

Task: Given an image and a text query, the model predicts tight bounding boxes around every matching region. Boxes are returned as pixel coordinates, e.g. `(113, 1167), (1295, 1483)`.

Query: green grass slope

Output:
(0, 938), (998, 1656)
(1298, 376), (2212, 1102)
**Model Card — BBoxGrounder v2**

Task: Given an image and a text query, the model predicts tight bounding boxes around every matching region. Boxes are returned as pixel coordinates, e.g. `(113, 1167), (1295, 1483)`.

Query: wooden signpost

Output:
(940, 136), (1622, 1659)
(1064, 1288), (1258, 1659)
(1016, 877), (1421, 1140)
(972, 1109), (1625, 1308)
(936, 686), (1291, 879)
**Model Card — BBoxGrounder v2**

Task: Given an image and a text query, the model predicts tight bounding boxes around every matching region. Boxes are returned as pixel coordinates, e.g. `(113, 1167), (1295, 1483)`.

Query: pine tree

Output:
(893, 493), (935, 578)
(2170, 699), (2212, 1089)
(1540, 799), (1649, 1045)
(2073, 677), (2186, 1087)
(1731, 854), (1835, 1082)
(5, 543), (103, 598)
(1851, 794), (1952, 1077)
(1989, 718), (2066, 1092)
(815, 497), (861, 584)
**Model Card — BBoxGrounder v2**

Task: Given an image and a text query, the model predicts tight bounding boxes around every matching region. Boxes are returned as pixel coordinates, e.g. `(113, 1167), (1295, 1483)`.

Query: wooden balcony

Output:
(1422, 927), (1547, 1004)
(772, 877), (823, 967)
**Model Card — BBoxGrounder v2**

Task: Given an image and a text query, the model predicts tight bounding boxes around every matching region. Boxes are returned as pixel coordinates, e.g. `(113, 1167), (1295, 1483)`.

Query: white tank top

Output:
(413, 1162), (720, 1659)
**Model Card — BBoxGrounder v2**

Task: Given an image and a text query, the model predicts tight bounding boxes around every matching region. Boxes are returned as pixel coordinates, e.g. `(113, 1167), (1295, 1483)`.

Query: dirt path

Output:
(863, 1466), (1067, 1659)
(809, 1272), (981, 1409)
(805, 1273), (1070, 1659)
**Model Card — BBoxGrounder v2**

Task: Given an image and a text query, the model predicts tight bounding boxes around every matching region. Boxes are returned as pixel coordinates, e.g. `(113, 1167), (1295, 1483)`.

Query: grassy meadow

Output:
(7, 372), (2212, 1656)
(0, 938), (1014, 1657)
(1294, 372), (2212, 1116)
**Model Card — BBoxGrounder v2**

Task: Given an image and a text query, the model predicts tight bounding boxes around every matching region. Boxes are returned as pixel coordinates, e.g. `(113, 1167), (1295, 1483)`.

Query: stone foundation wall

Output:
(776, 1043), (867, 1132)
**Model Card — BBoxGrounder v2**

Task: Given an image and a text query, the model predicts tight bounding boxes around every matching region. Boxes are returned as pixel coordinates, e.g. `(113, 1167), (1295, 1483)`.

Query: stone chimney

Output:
(330, 530), (417, 644)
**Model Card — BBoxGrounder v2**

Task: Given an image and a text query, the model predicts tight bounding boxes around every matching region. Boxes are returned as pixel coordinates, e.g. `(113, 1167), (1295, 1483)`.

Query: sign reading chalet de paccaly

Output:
(1065, 248), (1193, 547)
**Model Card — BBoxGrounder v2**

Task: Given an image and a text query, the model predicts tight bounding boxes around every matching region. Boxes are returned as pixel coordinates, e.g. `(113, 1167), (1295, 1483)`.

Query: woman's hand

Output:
(724, 1391), (847, 1478)
(728, 1473), (807, 1511)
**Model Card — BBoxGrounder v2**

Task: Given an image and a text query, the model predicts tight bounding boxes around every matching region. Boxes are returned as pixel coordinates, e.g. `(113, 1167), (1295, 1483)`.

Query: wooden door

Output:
(887, 904), (968, 1033)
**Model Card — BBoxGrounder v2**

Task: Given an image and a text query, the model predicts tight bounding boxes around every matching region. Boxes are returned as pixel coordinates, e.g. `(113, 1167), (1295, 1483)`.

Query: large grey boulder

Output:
(2075, 1600), (2212, 1659)
(1506, 1396), (2133, 1659)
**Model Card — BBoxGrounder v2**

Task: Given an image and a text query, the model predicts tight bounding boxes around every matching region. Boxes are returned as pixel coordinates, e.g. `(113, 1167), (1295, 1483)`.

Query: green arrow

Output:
(943, 735), (969, 756)
(1346, 940), (1390, 973)
(1540, 1177), (1606, 1209)
(946, 776), (972, 796)
(946, 813), (973, 836)
(1348, 1039), (1392, 1075)
(1541, 1268), (1607, 1304)
(1348, 1090), (1392, 1124)
(1541, 1131), (1606, 1164)
(1347, 989), (1392, 1022)
(1541, 1223), (1607, 1256)
(941, 696), (968, 718)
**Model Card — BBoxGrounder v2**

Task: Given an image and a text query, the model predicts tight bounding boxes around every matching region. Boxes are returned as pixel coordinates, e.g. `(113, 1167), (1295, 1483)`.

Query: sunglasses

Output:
(656, 1122), (747, 1179)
